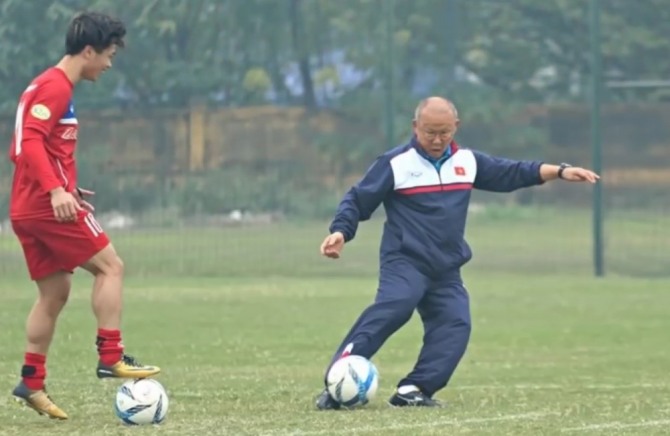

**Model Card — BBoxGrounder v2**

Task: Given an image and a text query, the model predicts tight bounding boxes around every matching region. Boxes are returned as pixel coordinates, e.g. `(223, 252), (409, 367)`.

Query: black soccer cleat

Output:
(315, 389), (341, 410)
(388, 388), (443, 408)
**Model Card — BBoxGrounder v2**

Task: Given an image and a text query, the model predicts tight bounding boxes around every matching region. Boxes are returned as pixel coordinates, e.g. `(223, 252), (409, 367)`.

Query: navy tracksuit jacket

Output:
(326, 136), (544, 396)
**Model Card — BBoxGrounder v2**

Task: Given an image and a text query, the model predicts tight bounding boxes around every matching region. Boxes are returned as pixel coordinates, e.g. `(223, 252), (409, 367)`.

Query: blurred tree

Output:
(461, 0), (670, 102)
(1, 0), (668, 109)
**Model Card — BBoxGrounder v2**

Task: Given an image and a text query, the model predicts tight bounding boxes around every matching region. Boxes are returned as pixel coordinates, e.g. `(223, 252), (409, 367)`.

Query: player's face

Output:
(81, 45), (118, 82)
(413, 110), (459, 158)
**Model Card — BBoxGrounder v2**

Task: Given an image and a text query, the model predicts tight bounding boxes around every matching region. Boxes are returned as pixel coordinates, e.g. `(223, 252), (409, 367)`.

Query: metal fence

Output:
(0, 0), (668, 278)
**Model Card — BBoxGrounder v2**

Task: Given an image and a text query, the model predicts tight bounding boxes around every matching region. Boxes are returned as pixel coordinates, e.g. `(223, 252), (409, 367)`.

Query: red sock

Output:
(22, 352), (46, 391)
(96, 329), (124, 366)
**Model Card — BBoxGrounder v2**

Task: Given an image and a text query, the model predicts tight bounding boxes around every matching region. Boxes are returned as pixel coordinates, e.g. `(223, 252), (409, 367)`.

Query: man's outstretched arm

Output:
(473, 151), (598, 192)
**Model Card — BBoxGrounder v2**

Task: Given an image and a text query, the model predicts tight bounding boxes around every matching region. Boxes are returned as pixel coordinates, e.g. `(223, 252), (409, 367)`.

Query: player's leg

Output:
(24, 271), (72, 379)
(390, 275), (471, 407)
(41, 211), (160, 379)
(10, 221), (70, 419)
(79, 242), (158, 378)
(326, 260), (429, 364)
(316, 259), (430, 410)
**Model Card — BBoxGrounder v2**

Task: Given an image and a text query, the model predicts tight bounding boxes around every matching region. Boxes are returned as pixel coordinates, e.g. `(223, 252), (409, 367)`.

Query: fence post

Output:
(189, 101), (206, 171)
(383, 0), (395, 149)
(589, 0), (604, 277)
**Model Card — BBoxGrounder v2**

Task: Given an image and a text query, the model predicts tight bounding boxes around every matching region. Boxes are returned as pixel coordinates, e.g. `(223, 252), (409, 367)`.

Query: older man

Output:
(316, 96), (599, 409)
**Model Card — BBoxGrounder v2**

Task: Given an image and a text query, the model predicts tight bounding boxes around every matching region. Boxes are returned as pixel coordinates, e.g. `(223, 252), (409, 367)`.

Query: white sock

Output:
(397, 385), (420, 395)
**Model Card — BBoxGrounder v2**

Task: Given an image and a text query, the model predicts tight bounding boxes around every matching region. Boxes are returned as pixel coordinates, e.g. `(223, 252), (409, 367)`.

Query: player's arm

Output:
(19, 82), (81, 221)
(472, 150), (544, 192)
(328, 156), (394, 242)
(19, 84), (70, 194)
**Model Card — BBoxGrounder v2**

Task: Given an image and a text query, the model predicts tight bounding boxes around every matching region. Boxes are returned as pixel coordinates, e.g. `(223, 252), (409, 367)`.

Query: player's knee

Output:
(35, 286), (70, 317)
(102, 254), (124, 277)
(35, 272), (71, 314)
(453, 315), (472, 343)
(437, 311), (471, 340)
(39, 291), (70, 315)
(93, 253), (124, 278)
(394, 305), (416, 325)
(85, 246), (125, 278)
(379, 298), (416, 326)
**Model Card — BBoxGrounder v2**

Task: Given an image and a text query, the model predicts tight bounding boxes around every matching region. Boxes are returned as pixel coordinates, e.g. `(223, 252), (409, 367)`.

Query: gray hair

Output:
(413, 98), (458, 122)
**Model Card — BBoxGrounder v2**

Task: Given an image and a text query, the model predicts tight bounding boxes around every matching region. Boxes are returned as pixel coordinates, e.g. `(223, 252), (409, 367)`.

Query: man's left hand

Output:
(73, 187), (96, 213)
(561, 167), (600, 183)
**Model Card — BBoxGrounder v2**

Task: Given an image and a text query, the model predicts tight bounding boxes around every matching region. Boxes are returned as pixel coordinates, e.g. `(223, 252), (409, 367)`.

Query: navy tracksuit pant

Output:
(325, 258), (471, 397)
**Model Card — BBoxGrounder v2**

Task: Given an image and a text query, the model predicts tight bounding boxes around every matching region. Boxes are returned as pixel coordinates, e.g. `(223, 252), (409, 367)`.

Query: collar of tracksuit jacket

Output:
(410, 135), (457, 171)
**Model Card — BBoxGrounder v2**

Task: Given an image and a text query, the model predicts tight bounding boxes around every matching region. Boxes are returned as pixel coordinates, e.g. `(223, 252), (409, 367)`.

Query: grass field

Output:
(0, 206), (669, 435)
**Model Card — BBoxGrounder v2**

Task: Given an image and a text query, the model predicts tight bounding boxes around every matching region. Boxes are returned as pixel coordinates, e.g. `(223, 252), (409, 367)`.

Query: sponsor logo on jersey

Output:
(30, 104), (51, 120)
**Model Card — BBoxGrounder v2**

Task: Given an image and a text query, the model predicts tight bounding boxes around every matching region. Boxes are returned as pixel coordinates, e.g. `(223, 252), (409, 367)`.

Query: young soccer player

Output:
(8, 12), (160, 420)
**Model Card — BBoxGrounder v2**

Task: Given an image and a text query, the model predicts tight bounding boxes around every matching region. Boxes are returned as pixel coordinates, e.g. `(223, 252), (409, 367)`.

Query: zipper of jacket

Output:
(437, 167), (444, 191)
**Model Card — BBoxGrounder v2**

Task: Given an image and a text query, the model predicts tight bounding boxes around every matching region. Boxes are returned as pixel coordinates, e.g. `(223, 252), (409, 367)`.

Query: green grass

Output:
(0, 207), (669, 435)
(1, 275), (669, 435)
(1, 205), (667, 278)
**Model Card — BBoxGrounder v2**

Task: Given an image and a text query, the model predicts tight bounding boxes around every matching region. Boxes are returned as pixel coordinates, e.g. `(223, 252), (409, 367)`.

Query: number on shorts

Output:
(84, 213), (104, 237)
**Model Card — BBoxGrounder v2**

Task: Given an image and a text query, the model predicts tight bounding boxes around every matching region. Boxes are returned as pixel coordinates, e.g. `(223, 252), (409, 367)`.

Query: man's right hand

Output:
(320, 232), (345, 259)
(50, 187), (82, 222)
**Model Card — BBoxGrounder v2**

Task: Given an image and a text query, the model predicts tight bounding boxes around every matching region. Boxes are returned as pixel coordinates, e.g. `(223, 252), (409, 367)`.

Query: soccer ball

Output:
(326, 355), (379, 407)
(114, 379), (169, 425)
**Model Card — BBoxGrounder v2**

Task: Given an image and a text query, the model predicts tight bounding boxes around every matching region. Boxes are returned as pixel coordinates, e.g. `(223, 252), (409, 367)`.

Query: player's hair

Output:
(413, 98), (459, 122)
(65, 12), (126, 55)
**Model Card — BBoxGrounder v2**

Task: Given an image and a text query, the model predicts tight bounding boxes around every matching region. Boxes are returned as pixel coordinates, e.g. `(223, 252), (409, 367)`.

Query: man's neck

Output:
(414, 141), (452, 162)
(55, 56), (82, 85)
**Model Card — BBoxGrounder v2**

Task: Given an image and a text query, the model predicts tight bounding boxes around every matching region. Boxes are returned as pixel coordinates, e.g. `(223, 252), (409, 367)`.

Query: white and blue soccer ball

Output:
(114, 379), (169, 425)
(326, 355), (379, 408)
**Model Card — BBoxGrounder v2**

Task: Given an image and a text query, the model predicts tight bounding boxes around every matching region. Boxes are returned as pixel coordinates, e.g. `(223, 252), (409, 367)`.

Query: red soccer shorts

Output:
(12, 211), (111, 280)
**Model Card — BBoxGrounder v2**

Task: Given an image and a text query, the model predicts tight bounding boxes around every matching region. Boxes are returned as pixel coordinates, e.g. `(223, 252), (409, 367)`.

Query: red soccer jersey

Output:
(9, 67), (78, 220)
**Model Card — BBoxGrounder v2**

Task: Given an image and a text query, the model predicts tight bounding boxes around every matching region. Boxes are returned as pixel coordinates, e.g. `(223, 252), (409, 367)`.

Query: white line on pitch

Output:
(453, 382), (666, 390)
(562, 419), (670, 432)
(277, 412), (554, 436)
